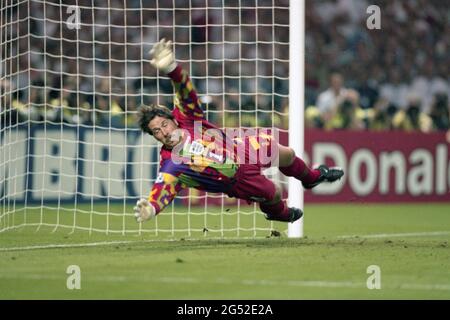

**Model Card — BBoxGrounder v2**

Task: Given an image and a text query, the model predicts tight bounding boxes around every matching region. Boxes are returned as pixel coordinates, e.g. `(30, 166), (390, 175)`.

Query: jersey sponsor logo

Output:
(189, 140), (205, 155)
(184, 138), (225, 163)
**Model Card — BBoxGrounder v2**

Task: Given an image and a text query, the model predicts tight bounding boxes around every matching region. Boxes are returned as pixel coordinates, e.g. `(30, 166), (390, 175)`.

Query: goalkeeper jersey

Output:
(148, 65), (241, 215)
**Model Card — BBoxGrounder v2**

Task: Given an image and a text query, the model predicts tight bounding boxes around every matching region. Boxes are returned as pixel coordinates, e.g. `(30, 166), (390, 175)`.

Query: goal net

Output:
(0, 0), (291, 238)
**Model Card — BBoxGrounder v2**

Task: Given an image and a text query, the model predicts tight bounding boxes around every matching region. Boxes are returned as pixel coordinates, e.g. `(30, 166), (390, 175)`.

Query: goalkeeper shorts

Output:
(227, 163), (277, 204)
(227, 133), (279, 203)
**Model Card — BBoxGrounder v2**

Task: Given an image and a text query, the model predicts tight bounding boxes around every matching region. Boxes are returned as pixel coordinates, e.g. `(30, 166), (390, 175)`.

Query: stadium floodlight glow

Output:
(1, 1), (296, 238)
(288, 0), (305, 238)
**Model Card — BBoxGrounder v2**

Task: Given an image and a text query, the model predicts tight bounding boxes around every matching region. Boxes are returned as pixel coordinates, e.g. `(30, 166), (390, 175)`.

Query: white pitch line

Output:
(0, 236), (265, 252)
(0, 239), (167, 252)
(338, 231), (450, 239)
(0, 274), (449, 291)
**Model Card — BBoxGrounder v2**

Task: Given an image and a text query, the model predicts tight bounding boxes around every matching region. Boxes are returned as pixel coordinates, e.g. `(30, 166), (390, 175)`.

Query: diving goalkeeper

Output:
(133, 39), (344, 224)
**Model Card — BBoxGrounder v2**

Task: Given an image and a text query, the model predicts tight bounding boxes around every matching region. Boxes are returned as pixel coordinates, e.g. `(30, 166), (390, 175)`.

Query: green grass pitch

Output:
(0, 203), (449, 299)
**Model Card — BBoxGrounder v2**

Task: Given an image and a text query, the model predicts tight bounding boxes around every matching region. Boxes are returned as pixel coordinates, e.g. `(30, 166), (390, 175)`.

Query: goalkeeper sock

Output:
(279, 156), (321, 185)
(260, 200), (290, 222)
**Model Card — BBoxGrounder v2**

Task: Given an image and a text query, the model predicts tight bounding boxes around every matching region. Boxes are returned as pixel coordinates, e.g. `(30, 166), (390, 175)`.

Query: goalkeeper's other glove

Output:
(134, 198), (156, 223)
(149, 38), (177, 74)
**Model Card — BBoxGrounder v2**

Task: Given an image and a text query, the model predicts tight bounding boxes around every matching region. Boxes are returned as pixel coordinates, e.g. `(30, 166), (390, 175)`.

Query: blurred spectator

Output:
(326, 89), (366, 130)
(378, 69), (409, 110)
(429, 93), (450, 131)
(354, 67), (379, 110)
(410, 61), (449, 114)
(305, 106), (323, 129)
(392, 94), (433, 132)
(316, 73), (348, 124)
(368, 98), (397, 131)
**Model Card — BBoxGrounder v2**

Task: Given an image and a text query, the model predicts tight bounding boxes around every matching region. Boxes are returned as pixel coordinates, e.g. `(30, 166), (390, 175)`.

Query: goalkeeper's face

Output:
(148, 116), (181, 149)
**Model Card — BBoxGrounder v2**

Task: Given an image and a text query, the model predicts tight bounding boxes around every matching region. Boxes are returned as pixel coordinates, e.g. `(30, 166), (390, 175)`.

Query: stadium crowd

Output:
(1, 0), (449, 132)
(304, 0), (449, 132)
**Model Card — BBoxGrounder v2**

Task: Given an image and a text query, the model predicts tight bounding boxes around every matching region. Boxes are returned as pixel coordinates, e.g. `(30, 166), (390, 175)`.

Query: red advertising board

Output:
(303, 129), (450, 203)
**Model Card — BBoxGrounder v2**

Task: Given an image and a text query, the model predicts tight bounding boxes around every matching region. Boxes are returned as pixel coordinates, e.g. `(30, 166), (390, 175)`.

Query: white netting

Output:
(0, 0), (290, 237)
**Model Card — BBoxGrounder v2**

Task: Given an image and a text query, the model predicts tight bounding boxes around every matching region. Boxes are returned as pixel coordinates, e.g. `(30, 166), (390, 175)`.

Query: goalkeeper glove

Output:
(149, 38), (177, 74)
(134, 198), (156, 223)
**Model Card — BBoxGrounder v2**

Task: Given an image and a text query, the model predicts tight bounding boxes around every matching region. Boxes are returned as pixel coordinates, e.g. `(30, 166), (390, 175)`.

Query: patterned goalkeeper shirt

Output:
(148, 65), (240, 215)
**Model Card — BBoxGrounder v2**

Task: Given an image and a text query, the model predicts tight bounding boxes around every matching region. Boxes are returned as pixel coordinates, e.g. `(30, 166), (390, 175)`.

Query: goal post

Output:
(288, 0), (304, 238)
(1, 0), (303, 238)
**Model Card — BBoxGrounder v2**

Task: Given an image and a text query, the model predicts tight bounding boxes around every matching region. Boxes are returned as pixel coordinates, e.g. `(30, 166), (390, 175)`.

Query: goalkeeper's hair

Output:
(137, 104), (174, 135)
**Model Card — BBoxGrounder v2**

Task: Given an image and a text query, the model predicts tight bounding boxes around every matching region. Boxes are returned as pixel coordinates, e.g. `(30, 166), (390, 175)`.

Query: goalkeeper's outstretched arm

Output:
(149, 38), (204, 119)
(134, 170), (184, 223)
